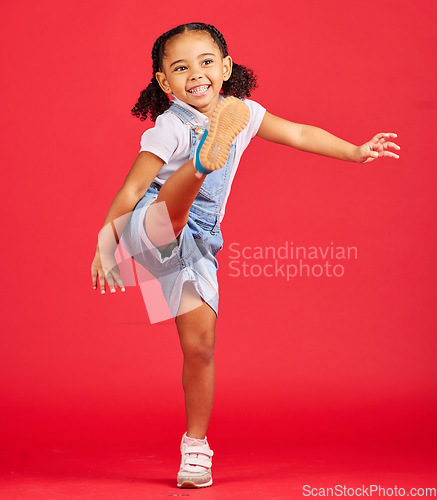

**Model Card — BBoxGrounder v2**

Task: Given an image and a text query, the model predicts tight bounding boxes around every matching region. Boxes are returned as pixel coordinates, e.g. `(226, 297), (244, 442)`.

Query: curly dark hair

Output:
(131, 22), (258, 122)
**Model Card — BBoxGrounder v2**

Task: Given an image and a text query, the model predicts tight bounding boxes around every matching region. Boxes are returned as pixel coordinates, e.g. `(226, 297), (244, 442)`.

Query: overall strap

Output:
(169, 102), (199, 127)
(168, 102), (205, 160)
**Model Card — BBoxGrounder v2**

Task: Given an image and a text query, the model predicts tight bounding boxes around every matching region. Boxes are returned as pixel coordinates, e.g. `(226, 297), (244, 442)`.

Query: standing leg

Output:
(176, 281), (216, 439)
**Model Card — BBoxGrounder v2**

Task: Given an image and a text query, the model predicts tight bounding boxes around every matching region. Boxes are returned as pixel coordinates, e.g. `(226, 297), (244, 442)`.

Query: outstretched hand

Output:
(356, 133), (400, 164)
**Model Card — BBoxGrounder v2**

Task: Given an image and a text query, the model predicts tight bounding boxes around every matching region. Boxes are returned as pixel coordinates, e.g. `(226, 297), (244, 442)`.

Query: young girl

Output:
(90, 22), (400, 489)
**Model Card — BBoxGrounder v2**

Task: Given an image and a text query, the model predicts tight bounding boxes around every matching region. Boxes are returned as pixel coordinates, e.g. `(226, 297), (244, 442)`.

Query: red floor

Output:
(1, 442), (435, 499)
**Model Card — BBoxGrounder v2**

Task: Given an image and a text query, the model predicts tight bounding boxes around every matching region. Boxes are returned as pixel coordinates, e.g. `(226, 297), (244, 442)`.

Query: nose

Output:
(188, 64), (204, 80)
(189, 73), (203, 81)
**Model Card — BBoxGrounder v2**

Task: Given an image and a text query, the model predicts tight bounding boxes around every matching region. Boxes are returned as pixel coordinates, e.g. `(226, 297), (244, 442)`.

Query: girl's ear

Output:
(155, 72), (172, 94)
(222, 56), (233, 82)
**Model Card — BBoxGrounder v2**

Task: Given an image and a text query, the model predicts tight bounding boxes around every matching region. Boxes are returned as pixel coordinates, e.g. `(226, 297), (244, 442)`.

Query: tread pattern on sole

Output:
(177, 481), (212, 489)
(199, 96), (250, 171)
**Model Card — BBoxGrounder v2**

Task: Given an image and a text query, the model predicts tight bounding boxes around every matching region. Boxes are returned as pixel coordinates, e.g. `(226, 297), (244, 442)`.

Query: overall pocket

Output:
(197, 169), (225, 201)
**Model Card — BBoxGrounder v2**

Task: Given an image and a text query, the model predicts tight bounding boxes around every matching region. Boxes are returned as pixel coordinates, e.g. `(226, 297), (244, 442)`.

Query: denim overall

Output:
(121, 101), (236, 319)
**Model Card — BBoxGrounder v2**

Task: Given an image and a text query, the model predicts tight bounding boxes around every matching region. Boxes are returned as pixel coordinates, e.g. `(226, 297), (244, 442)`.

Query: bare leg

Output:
(145, 159), (206, 248)
(176, 281), (216, 440)
(145, 97), (250, 250)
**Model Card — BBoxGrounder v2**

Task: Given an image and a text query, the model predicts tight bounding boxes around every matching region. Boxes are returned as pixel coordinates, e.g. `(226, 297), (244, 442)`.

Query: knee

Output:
(181, 333), (215, 364)
(151, 199), (188, 235)
(171, 216), (188, 238)
(145, 202), (186, 247)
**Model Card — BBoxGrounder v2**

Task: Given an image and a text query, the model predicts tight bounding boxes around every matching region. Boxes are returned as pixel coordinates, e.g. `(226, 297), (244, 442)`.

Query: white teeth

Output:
(188, 85), (209, 94)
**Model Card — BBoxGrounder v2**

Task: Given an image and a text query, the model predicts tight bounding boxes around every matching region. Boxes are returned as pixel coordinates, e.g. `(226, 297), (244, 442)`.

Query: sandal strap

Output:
(183, 444), (214, 457)
(185, 454), (213, 468)
(182, 443), (214, 468)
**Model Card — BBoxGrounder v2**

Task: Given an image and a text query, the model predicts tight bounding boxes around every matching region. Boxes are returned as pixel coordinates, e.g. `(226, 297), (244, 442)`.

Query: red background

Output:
(1, 0), (436, 495)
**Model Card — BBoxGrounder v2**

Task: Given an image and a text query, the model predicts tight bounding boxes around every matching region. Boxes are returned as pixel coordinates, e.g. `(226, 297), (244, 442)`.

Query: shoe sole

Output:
(177, 479), (213, 488)
(198, 96), (250, 171)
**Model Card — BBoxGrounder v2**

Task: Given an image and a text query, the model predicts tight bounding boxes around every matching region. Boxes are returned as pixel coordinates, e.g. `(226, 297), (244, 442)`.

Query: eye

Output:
(174, 65), (187, 72)
(203, 59), (213, 66)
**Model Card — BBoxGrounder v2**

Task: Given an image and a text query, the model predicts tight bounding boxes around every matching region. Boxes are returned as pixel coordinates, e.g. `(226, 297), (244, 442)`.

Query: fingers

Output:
(105, 263), (125, 294)
(99, 271), (106, 294)
(377, 139), (401, 150)
(382, 141), (400, 149)
(371, 149), (400, 159)
(91, 264), (111, 294)
(114, 274), (126, 293)
(383, 141), (401, 158)
(370, 134), (401, 160)
(106, 271), (116, 294)
(92, 268), (125, 295)
(91, 266), (108, 294)
(91, 267), (97, 290)
(106, 272), (126, 294)
(375, 132), (398, 140)
(95, 253), (127, 294)
(376, 140), (400, 159)
(381, 150), (400, 159)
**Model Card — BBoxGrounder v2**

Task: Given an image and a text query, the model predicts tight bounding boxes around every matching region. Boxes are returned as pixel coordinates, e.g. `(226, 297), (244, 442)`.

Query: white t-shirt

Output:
(139, 94), (266, 222)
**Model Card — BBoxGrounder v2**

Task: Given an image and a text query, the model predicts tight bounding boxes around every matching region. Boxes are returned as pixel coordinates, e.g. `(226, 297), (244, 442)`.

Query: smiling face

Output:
(155, 31), (233, 118)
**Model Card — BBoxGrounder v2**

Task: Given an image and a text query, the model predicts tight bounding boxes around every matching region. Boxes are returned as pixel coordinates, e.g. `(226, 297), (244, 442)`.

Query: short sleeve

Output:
(242, 98), (267, 139)
(139, 111), (181, 163)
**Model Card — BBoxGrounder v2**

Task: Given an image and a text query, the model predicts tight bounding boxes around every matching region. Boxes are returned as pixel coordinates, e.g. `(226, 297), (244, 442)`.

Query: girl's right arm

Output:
(91, 151), (164, 294)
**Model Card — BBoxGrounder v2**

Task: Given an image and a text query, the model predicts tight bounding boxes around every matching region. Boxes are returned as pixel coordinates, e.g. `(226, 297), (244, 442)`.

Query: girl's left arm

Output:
(256, 111), (400, 164)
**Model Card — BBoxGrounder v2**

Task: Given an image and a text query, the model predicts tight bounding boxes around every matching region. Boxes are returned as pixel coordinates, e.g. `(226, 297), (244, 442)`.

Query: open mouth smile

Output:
(187, 84), (211, 96)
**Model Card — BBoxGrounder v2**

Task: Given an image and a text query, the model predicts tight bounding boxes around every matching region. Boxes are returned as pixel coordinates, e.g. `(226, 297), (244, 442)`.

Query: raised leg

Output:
(176, 281), (216, 440)
(145, 97), (250, 251)
(145, 159), (206, 249)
